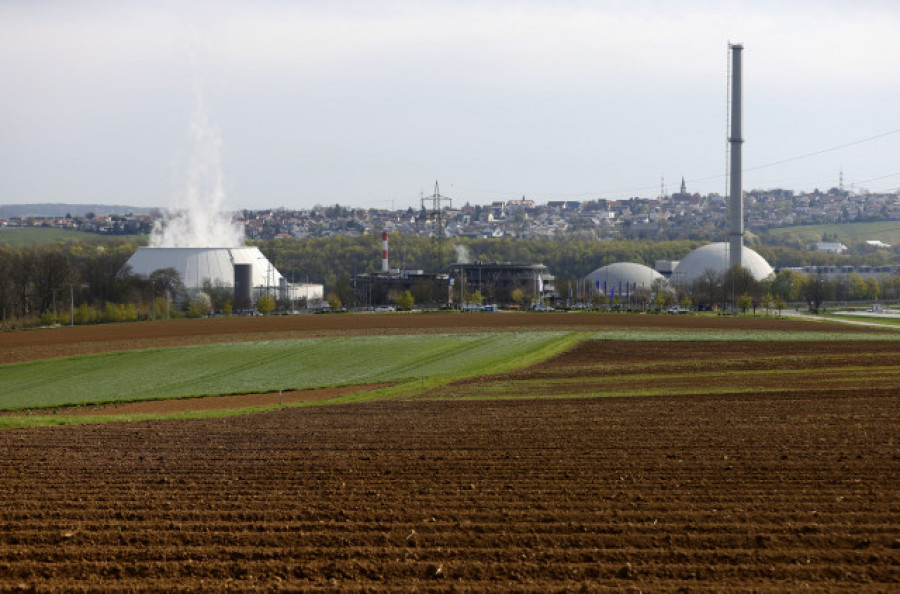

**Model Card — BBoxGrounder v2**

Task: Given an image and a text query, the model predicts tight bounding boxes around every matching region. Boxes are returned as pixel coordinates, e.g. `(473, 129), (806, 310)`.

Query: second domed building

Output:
(669, 243), (774, 286)
(585, 262), (666, 294)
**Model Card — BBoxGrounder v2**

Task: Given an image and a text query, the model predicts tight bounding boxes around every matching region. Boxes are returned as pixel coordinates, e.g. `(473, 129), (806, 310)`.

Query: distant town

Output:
(2, 184), (899, 243)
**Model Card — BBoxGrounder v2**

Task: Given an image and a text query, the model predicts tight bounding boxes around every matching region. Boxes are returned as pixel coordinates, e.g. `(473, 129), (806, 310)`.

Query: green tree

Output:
(510, 287), (526, 305)
(770, 269), (804, 302)
(201, 279), (233, 311)
(188, 292), (213, 317)
(326, 292), (342, 311)
(149, 267), (187, 307)
(866, 277), (881, 300)
(847, 272), (867, 301)
(332, 273), (353, 308)
(396, 290), (414, 311)
(775, 295), (786, 315)
(256, 294), (277, 315)
(724, 266), (760, 310)
(737, 293), (753, 314)
(74, 302), (96, 325)
(801, 272), (828, 313)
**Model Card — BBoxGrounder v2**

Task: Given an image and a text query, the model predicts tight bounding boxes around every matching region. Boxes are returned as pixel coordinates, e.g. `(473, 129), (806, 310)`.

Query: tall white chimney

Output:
(728, 43), (744, 271)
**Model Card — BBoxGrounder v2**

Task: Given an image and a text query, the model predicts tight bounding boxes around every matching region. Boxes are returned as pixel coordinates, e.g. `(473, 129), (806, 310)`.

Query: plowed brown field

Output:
(0, 314), (898, 591)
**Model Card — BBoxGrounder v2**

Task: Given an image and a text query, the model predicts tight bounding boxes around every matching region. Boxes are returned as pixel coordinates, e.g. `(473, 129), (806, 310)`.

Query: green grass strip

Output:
(825, 313), (900, 326)
(589, 330), (900, 341)
(326, 332), (586, 403)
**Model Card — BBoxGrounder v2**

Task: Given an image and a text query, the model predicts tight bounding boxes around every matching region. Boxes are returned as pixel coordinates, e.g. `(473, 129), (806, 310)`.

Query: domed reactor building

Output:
(585, 262), (665, 295)
(671, 43), (773, 287)
(127, 245), (278, 290)
(122, 212), (323, 306)
(670, 243), (773, 285)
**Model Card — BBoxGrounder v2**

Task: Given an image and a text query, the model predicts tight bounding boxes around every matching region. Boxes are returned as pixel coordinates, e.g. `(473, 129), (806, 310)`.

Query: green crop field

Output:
(0, 227), (147, 246)
(588, 329), (900, 341)
(765, 220), (900, 244)
(0, 332), (578, 411)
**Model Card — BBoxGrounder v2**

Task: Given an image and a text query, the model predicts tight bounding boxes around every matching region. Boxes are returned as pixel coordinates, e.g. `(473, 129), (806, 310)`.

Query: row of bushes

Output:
(2, 297), (187, 330)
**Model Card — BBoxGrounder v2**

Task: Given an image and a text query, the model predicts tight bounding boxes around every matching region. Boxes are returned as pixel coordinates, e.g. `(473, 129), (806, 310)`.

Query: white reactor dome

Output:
(670, 242), (774, 285)
(585, 262), (665, 289)
(123, 246), (284, 290)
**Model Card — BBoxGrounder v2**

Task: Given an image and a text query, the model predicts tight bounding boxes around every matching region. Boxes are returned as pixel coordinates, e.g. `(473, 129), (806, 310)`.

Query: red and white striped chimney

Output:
(381, 230), (389, 272)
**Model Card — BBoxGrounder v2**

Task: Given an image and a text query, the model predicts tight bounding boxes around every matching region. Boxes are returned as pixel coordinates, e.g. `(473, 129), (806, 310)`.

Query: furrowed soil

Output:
(423, 339), (900, 401)
(1, 389), (897, 591)
(0, 314), (897, 590)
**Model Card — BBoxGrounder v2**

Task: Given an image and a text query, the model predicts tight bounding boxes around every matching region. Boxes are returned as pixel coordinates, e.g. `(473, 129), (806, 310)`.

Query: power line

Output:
(437, 129), (900, 203)
(745, 128), (900, 173)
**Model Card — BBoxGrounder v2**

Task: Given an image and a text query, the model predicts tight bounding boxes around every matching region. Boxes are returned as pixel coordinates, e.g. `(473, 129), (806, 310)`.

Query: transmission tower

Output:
(421, 180), (452, 272)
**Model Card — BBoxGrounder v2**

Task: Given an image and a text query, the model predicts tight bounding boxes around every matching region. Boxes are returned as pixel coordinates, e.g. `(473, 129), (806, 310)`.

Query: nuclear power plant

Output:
(124, 44), (772, 312)
(583, 43), (773, 295)
(124, 246), (323, 306)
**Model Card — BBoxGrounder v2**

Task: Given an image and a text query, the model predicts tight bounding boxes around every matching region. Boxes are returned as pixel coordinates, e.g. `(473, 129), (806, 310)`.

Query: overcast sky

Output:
(1, 0), (898, 211)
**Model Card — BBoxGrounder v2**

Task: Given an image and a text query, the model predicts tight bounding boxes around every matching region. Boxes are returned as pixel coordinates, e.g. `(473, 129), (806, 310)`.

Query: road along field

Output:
(0, 313), (898, 590)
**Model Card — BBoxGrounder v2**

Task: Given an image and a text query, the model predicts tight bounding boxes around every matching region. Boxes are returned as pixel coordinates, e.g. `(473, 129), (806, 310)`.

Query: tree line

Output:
(2, 234), (899, 329)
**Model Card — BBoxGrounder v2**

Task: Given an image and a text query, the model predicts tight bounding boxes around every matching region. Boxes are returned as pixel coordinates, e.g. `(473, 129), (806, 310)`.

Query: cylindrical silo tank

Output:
(234, 264), (253, 310)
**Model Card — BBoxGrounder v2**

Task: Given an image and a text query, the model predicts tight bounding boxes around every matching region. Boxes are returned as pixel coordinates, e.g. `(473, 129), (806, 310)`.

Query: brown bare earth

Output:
(39, 385), (392, 417)
(1, 390), (897, 591)
(0, 314), (898, 591)
(423, 339), (900, 402)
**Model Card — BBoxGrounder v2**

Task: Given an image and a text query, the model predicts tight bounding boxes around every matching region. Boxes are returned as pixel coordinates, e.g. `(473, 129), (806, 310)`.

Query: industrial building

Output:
(123, 246), (323, 306)
(449, 262), (555, 306)
(353, 269), (451, 308)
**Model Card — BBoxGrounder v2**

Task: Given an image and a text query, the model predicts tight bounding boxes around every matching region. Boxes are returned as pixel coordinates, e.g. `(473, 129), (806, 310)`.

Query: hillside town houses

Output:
(3, 186), (899, 243)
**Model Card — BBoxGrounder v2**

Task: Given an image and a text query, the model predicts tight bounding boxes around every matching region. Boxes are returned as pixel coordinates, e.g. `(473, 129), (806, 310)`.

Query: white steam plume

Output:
(453, 243), (471, 264)
(150, 90), (244, 248)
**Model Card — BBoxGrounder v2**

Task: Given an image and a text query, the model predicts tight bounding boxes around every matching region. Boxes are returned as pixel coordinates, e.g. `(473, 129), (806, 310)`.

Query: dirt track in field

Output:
(0, 311), (885, 365)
